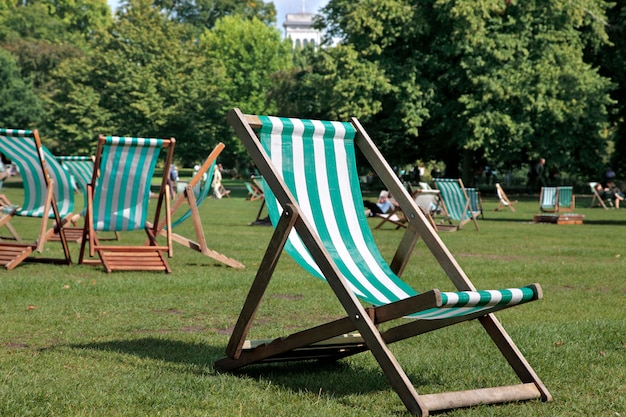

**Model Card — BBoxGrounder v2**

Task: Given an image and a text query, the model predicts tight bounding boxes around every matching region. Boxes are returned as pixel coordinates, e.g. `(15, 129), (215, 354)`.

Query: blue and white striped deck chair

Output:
(0, 128), (72, 270)
(433, 178), (480, 230)
(78, 135), (175, 273)
(149, 143), (244, 269)
(216, 109), (551, 415)
(539, 186), (558, 212)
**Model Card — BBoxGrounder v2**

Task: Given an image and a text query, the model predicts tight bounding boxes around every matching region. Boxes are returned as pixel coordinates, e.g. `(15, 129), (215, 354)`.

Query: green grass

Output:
(0, 178), (624, 416)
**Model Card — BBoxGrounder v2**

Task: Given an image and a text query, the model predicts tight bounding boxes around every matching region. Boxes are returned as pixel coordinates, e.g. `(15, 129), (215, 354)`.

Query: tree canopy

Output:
(1, 0), (625, 183)
(318, 0), (614, 180)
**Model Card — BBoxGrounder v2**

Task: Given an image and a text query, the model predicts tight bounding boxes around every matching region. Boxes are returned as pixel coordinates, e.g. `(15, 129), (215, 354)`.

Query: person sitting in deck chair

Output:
(363, 190), (398, 217)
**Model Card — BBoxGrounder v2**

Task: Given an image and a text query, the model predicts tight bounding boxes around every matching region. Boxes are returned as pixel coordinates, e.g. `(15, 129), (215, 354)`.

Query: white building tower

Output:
(283, 2), (322, 49)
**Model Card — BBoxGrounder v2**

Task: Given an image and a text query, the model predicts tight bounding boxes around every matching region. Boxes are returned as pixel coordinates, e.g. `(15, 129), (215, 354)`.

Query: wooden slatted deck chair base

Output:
(533, 213), (584, 224)
(216, 109), (551, 416)
(49, 227), (84, 243)
(98, 249), (170, 273)
(148, 143), (244, 269)
(0, 244), (33, 270)
(78, 135), (176, 273)
(0, 129), (73, 269)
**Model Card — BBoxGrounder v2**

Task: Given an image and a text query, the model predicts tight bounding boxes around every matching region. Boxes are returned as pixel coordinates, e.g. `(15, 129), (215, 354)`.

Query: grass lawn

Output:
(0, 177), (624, 416)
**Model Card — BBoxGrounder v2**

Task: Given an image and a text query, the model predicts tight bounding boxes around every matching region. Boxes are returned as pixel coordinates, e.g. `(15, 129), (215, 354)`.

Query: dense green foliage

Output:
(318, 0), (615, 180)
(0, 0), (626, 181)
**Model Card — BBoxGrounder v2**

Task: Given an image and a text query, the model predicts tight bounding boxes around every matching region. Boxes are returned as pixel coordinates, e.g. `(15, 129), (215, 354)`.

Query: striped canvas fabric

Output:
(540, 187), (557, 211)
(466, 187), (482, 215)
(0, 128), (74, 218)
(257, 117), (537, 320)
(57, 156), (93, 195)
(558, 186), (574, 209)
(433, 178), (473, 221)
(92, 136), (164, 231)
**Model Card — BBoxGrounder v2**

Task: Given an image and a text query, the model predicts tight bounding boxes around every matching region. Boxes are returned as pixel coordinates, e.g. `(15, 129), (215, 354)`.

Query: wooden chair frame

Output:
(589, 182), (609, 209)
(0, 129), (72, 269)
(149, 143), (244, 269)
(495, 183), (518, 212)
(216, 109), (551, 416)
(78, 135), (175, 273)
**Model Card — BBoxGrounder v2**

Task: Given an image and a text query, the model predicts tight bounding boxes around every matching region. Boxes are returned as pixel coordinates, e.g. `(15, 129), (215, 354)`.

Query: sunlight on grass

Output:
(1, 179), (624, 416)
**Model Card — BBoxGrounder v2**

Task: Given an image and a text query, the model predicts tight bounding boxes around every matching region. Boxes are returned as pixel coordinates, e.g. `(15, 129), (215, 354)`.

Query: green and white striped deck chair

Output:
(149, 143), (244, 269)
(216, 109), (551, 415)
(466, 187), (484, 219)
(433, 178), (480, 230)
(539, 186), (558, 212)
(78, 135), (175, 273)
(245, 181), (263, 201)
(0, 128), (72, 270)
(557, 186), (575, 212)
(56, 156), (94, 197)
(57, 155), (122, 242)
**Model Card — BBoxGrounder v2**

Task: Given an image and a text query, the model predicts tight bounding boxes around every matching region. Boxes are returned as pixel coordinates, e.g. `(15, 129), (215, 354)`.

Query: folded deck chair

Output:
(216, 109), (551, 416)
(78, 135), (175, 273)
(148, 143), (244, 269)
(0, 128), (72, 269)
(495, 182), (517, 212)
(433, 178), (480, 231)
(589, 182), (609, 209)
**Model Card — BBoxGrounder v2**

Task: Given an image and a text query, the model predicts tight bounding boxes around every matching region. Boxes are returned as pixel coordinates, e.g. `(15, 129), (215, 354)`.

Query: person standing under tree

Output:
(528, 157), (546, 192)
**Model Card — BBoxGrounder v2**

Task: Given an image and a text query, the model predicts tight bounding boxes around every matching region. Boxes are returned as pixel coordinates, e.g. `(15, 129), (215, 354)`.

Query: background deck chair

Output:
(539, 186), (558, 212)
(0, 128), (72, 270)
(557, 186), (575, 212)
(78, 135), (175, 273)
(589, 182), (609, 209)
(148, 143), (244, 269)
(466, 187), (484, 219)
(245, 180), (263, 201)
(56, 155), (121, 242)
(248, 175), (271, 226)
(0, 162), (20, 240)
(217, 109), (551, 416)
(495, 182), (517, 211)
(433, 178), (480, 231)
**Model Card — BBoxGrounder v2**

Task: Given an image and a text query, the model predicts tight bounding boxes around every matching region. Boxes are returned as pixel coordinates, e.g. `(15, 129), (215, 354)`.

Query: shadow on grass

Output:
(481, 217), (626, 226)
(72, 337), (431, 397)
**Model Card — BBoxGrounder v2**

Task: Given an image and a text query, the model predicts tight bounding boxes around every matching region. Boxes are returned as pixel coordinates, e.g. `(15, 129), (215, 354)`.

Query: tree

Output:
(150, 0), (276, 34)
(595, 2), (626, 178)
(269, 44), (392, 121)
(45, 0), (229, 163)
(320, 0), (614, 181)
(0, 49), (43, 128)
(199, 15), (293, 169)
